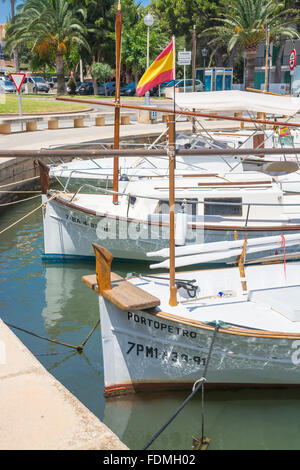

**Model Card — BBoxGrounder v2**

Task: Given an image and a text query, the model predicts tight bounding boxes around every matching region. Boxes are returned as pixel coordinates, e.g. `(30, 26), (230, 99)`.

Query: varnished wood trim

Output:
(104, 380), (300, 396)
(37, 160), (50, 194)
(92, 243), (113, 294)
(153, 309), (300, 340)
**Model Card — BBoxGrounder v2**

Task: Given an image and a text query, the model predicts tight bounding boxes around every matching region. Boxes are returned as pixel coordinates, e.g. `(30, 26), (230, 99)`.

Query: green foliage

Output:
(5, 0), (90, 93)
(67, 74), (76, 94)
(120, 6), (169, 79)
(89, 62), (114, 82)
(203, 0), (300, 53)
(4, 0), (299, 87)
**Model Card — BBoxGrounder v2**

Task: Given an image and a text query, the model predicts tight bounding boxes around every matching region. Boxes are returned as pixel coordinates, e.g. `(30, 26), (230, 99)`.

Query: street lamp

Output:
(202, 47), (208, 91)
(144, 13), (154, 105)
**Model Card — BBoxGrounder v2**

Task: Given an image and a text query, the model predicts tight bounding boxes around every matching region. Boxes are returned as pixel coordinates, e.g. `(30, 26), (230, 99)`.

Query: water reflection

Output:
(1, 199), (300, 450)
(104, 388), (300, 450)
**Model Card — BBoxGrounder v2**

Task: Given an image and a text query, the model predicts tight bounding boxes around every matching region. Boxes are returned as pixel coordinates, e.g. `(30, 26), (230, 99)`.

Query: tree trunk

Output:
(228, 48), (235, 68)
(10, 0), (19, 71)
(91, 73), (98, 95)
(245, 48), (257, 89)
(56, 53), (66, 95)
(274, 39), (285, 83)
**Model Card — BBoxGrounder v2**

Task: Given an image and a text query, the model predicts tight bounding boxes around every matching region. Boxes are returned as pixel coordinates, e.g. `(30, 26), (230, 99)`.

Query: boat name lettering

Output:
(127, 312), (197, 339)
(126, 341), (206, 366)
(65, 213), (97, 229)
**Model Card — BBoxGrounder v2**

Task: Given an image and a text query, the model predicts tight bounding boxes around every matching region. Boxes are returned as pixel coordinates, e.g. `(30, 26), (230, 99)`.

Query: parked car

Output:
(48, 76), (68, 89)
(76, 81), (100, 95)
(67, 82), (83, 94)
(120, 82), (136, 96)
(159, 80), (179, 95)
(0, 80), (17, 93)
(31, 76), (50, 93)
(98, 81), (116, 96)
(170, 79), (203, 93)
(149, 85), (159, 96)
(291, 80), (300, 97)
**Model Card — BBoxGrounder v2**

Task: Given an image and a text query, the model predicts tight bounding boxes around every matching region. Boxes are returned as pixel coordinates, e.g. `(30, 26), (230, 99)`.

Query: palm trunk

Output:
(10, 0), (19, 71)
(274, 39), (285, 83)
(92, 74), (98, 95)
(245, 48), (257, 89)
(56, 52), (66, 95)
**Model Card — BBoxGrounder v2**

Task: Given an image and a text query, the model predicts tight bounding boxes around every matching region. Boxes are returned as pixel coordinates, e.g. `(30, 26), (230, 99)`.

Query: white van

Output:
(291, 66), (300, 97)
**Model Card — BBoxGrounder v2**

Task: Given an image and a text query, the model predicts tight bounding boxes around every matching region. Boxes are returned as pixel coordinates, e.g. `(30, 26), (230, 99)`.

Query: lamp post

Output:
(202, 47), (207, 91)
(144, 13), (154, 105)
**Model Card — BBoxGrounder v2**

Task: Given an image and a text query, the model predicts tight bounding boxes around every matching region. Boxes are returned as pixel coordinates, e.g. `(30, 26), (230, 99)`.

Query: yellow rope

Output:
(0, 193), (56, 236)
(0, 190), (41, 194)
(0, 194), (41, 207)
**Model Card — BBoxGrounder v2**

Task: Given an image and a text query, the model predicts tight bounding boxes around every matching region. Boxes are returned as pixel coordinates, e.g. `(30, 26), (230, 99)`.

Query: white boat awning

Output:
(174, 90), (300, 116)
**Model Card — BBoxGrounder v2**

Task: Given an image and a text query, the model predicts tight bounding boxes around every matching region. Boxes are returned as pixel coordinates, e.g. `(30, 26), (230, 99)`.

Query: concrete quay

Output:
(0, 118), (242, 192)
(0, 319), (128, 450)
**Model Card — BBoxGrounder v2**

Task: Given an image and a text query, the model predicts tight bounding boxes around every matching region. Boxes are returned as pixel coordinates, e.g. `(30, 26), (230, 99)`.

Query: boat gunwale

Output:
(47, 191), (300, 232)
(82, 273), (300, 340)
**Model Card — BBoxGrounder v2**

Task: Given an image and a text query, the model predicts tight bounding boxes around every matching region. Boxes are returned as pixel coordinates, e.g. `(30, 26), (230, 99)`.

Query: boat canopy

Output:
(174, 90), (300, 116)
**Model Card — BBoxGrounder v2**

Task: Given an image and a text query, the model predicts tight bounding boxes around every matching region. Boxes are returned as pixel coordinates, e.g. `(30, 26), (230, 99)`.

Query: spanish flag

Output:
(279, 126), (291, 138)
(137, 37), (175, 97)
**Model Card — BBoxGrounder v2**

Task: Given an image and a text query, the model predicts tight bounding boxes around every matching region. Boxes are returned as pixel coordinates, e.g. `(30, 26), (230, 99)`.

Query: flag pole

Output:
(113, 1), (122, 204)
(169, 35), (177, 307)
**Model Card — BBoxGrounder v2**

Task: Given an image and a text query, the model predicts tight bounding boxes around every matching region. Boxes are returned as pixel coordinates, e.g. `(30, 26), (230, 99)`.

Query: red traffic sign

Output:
(289, 49), (296, 71)
(9, 72), (26, 92)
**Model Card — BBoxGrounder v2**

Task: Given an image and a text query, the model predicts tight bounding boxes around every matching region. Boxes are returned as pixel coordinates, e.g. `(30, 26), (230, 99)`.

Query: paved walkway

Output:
(0, 118), (242, 150)
(0, 319), (128, 450)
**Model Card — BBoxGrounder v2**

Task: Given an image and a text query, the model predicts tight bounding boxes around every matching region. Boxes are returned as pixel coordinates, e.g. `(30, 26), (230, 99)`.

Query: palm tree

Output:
(203, 0), (299, 88)
(2, 0), (19, 70)
(6, 0), (90, 94)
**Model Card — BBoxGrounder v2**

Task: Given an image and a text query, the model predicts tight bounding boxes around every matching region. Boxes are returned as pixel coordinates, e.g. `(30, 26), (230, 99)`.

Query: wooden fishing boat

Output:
(83, 236), (300, 396)
(39, 159), (300, 262)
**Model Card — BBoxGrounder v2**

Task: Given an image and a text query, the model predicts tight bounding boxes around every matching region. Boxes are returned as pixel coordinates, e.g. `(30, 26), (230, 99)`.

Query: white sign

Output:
(178, 51), (191, 66)
(10, 72), (26, 92)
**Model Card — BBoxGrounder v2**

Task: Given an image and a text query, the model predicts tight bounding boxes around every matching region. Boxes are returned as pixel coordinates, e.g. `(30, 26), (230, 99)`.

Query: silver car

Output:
(174, 79), (203, 92)
(0, 80), (17, 93)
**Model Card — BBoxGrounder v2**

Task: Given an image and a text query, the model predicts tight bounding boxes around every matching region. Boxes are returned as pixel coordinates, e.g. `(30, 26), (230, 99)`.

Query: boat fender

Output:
(175, 209), (188, 246)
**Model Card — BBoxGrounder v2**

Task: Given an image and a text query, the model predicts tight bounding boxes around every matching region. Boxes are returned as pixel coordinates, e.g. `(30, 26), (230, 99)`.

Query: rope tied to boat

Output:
(0, 193), (56, 236)
(142, 323), (220, 451)
(3, 319), (100, 353)
(132, 273), (198, 299)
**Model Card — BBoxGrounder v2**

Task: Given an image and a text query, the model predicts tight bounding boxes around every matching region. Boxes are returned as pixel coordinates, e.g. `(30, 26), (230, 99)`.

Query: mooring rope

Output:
(0, 190), (41, 193)
(0, 175), (39, 190)
(0, 194), (41, 207)
(0, 193), (56, 236)
(4, 319), (100, 353)
(142, 324), (220, 450)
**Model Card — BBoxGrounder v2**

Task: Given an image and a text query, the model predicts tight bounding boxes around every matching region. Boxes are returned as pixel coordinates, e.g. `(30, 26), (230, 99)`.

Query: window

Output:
(156, 199), (197, 216)
(204, 198), (242, 216)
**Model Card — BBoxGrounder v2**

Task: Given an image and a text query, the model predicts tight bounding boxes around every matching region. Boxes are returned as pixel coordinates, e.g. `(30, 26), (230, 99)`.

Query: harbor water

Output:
(1, 197), (300, 450)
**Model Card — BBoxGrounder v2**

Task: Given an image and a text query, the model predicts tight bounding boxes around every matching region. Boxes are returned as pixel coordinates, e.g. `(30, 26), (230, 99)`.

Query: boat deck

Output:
(128, 263), (300, 334)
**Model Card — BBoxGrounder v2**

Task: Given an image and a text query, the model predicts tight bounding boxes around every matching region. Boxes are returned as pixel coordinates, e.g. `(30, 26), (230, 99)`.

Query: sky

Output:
(0, 1), (22, 24)
(0, 0), (151, 24)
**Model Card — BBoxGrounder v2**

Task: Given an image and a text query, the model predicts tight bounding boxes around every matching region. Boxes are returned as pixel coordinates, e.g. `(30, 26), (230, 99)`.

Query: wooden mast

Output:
(113, 1), (122, 204)
(167, 114), (178, 307)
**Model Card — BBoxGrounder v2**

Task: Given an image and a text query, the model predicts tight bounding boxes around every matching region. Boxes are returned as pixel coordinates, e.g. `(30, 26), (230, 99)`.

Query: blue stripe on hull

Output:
(41, 252), (152, 264)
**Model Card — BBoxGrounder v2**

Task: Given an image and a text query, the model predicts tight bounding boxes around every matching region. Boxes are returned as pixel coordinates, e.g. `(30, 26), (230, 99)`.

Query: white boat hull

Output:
(99, 297), (300, 396)
(42, 195), (300, 263)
